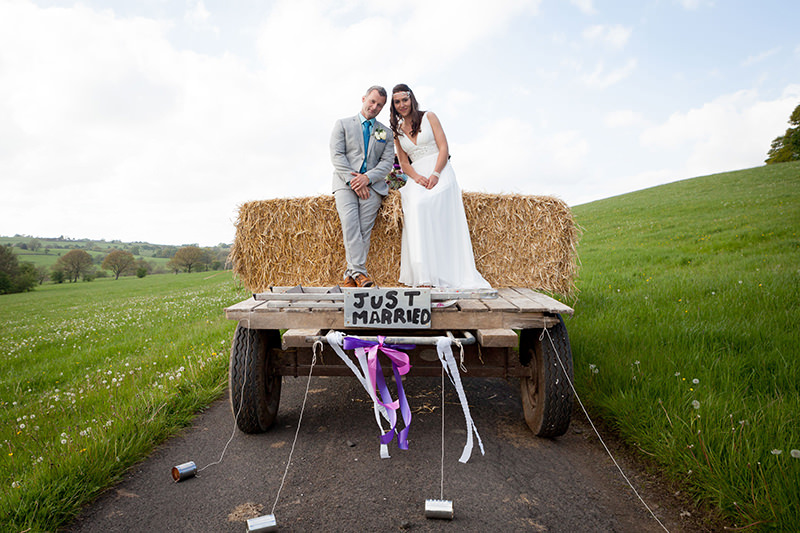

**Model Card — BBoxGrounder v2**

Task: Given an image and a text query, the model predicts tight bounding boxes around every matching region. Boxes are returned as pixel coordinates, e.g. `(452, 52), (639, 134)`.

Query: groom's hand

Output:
(350, 172), (371, 199)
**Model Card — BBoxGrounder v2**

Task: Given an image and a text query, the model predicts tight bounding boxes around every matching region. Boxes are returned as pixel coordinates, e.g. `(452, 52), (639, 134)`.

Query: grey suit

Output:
(330, 115), (395, 278)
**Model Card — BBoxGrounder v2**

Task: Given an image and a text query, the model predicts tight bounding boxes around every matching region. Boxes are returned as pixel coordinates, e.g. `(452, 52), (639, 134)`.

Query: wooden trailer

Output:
(224, 285), (575, 438)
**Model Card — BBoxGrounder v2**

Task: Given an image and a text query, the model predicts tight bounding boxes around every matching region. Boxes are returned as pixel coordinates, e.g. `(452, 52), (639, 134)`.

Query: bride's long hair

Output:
(390, 84), (424, 139)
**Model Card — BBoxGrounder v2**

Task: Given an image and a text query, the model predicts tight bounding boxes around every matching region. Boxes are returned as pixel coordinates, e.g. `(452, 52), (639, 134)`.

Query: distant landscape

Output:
(0, 235), (231, 289)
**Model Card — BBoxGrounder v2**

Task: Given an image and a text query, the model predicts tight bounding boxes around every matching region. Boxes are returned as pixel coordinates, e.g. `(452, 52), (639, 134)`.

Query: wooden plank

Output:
(224, 298), (269, 321)
(497, 287), (540, 312)
(264, 287), (497, 301)
(270, 286), (335, 294)
(480, 293), (518, 312)
(456, 298), (489, 312)
(258, 292), (344, 301)
(476, 329), (519, 347)
(224, 297), (267, 313)
(282, 328), (322, 349)
(512, 287), (574, 316)
(432, 299), (459, 312)
(266, 301), (344, 310)
(228, 304), (560, 331)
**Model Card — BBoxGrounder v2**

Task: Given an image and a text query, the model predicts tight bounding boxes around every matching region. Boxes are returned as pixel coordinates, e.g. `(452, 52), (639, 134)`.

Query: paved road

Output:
(66, 374), (711, 532)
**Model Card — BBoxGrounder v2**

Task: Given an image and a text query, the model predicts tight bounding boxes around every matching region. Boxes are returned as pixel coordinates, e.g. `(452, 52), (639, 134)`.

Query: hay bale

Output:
(229, 191), (579, 296)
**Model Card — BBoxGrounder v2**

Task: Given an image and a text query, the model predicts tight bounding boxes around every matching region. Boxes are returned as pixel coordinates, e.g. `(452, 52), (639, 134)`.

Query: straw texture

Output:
(230, 191), (579, 296)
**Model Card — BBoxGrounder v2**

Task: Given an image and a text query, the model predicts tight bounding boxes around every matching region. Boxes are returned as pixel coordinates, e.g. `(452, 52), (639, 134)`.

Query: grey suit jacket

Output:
(330, 115), (394, 196)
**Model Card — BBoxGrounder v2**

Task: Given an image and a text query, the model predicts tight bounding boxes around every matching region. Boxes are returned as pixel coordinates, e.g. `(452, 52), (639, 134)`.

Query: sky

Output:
(1, 0), (798, 247)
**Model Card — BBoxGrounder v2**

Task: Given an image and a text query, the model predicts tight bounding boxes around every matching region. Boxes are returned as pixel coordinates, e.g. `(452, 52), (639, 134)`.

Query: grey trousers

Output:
(334, 187), (384, 278)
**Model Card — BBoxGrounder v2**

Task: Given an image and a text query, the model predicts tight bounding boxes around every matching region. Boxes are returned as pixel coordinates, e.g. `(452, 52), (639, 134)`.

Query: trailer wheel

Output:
(519, 315), (574, 437)
(229, 325), (282, 433)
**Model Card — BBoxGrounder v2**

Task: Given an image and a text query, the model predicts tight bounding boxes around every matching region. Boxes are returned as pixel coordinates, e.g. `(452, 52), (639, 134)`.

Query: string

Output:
(198, 306), (252, 474)
(542, 326), (669, 533)
(440, 364), (445, 499)
(270, 339), (320, 515)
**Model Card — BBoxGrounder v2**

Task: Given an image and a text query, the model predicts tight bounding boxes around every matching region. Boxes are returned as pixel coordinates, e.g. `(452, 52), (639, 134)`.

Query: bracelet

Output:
(431, 171), (440, 178)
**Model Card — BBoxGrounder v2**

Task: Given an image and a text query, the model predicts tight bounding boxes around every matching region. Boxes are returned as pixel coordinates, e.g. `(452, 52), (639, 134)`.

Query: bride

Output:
(389, 83), (491, 289)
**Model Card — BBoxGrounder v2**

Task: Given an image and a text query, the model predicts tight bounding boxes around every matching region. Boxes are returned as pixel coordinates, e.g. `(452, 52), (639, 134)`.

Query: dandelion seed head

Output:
(791, 450), (800, 459)
(692, 378), (699, 385)
(771, 449), (782, 455)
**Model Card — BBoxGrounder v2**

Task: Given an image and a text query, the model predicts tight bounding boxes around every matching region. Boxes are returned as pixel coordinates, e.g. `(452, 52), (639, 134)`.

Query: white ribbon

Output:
(325, 331), (392, 459)
(436, 337), (485, 463)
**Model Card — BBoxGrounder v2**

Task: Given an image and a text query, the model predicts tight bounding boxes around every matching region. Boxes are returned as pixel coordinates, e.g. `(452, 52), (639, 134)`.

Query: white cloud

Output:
(641, 85), (800, 177)
(570, 0), (597, 15)
(582, 24), (632, 49)
(604, 110), (646, 128)
(453, 118), (589, 199)
(676, 0), (702, 10)
(581, 59), (637, 88)
(741, 47), (780, 67)
(185, 0), (219, 35)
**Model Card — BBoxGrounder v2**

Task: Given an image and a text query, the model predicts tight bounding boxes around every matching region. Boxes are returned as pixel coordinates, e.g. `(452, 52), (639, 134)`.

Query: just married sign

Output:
(343, 288), (431, 328)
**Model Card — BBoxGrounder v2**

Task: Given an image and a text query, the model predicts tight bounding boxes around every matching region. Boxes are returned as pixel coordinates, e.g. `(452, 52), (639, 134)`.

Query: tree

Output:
(170, 246), (209, 273)
(55, 249), (94, 282)
(101, 250), (136, 280)
(0, 245), (16, 274)
(765, 103), (800, 164)
(51, 268), (65, 284)
(35, 265), (49, 285)
(0, 246), (36, 294)
(15, 263), (37, 292)
(134, 258), (152, 275)
(28, 239), (42, 252)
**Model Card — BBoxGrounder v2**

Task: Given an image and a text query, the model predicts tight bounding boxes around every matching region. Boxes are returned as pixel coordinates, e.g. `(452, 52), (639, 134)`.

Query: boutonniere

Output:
(374, 128), (387, 142)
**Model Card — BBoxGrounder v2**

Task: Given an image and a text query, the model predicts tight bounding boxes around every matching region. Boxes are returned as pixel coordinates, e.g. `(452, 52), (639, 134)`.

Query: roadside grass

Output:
(0, 272), (248, 532)
(568, 162), (800, 531)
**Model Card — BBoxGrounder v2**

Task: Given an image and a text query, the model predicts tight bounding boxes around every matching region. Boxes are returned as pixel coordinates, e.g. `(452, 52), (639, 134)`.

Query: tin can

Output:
(171, 461), (197, 482)
(424, 498), (454, 520)
(246, 514), (278, 532)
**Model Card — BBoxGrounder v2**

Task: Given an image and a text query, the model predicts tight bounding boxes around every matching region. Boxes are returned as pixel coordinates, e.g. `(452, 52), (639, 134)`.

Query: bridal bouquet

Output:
(385, 158), (407, 190)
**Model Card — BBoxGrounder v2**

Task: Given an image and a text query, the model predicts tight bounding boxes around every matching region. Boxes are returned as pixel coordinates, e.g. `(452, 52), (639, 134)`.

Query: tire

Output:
(229, 325), (282, 433)
(519, 314), (574, 437)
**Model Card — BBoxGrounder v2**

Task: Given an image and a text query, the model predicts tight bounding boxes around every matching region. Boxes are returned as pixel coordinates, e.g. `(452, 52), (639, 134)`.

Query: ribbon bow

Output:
(343, 336), (414, 449)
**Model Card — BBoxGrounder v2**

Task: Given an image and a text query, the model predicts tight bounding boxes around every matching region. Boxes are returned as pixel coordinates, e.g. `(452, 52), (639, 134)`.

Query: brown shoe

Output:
(353, 273), (374, 287)
(342, 276), (357, 288)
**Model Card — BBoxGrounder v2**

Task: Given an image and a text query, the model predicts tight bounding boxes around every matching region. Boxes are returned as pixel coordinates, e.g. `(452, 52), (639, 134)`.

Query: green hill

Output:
(569, 161), (799, 530)
(0, 236), (232, 277)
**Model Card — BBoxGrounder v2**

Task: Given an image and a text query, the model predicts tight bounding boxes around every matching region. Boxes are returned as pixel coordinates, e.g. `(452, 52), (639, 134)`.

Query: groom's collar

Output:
(359, 113), (375, 127)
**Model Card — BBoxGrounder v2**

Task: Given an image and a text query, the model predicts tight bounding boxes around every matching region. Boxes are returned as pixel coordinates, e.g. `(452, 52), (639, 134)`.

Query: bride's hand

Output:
(414, 175), (429, 188)
(426, 174), (439, 190)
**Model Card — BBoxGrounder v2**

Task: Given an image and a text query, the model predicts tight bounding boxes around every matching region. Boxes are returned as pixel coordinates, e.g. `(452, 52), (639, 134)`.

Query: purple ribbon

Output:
(343, 336), (414, 449)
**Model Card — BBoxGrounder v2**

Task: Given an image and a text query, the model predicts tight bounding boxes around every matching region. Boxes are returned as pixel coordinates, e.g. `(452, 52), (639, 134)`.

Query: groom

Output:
(330, 85), (395, 287)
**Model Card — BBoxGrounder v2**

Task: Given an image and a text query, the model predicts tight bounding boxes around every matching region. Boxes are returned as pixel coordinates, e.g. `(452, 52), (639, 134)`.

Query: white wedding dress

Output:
(397, 113), (491, 289)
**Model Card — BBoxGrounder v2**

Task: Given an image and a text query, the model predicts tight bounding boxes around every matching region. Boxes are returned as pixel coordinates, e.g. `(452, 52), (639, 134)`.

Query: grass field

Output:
(1, 162), (798, 531)
(0, 272), (249, 531)
(568, 161), (799, 530)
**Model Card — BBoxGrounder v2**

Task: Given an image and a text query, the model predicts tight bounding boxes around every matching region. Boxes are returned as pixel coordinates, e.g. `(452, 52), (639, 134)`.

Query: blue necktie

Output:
(360, 120), (371, 173)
